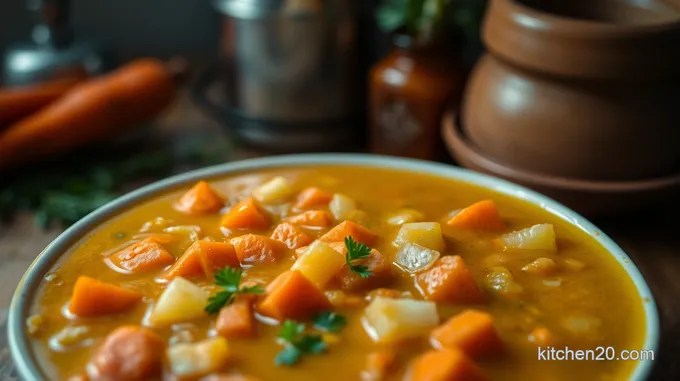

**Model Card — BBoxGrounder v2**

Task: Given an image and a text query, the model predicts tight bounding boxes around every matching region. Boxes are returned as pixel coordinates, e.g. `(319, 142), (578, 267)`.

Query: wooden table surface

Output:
(1, 91), (679, 380)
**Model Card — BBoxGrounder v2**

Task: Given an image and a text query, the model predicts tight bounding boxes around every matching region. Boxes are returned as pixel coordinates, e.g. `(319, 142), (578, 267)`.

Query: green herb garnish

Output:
(344, 236), (373, 278)
(275, 320), (327, 366)
(313, 310), (347, 333)
(205, 267), (264, 314)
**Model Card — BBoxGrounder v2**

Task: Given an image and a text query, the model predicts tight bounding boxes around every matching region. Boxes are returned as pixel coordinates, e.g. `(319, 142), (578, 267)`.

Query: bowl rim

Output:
(8, 153), (660, 381)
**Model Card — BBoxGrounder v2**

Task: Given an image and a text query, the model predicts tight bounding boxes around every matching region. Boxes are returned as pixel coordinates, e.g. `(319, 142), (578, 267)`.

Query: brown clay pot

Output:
(461, 0), (680, 181)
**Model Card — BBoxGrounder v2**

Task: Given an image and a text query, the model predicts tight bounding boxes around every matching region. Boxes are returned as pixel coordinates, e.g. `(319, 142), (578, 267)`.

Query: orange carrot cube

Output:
(334, 247), (392, 292)
(294, 187), (333, 210)
(404, 349), (488, 381)
(231, 234), (287, 264)
(106, 238), (174, 274)
(319, 221), (378, 246)
(415, 256), (484, 304)
(430, 309), (503, 358)
(270, 222), (313, 249)
(447, 200), (505, 231)
(162, 241), (239, 280)
(216, 299), (255, 339)
(221, 197), (270, 231)
(257, 270), (331, 321)
(287, 210), (333, 228)
(69, 276), (143, 317)
(175, 181), (224, 215)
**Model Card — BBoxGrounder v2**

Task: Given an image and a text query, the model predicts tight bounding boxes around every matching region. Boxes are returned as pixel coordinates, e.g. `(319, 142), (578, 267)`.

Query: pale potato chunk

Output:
(167, 336), (230, 378)
(363, 297), (439, 344)
(253, 176), (294, 204)
(500, 224), (556, 251)
(394, 242), (440, 274)
(147, 277), (209, 326)
(522, 257), (558, 276)
(386, 208), (425, 226)
(393, 222), (444, 252)
(329, 193), (357, 221)
(291, 241), (346, 289)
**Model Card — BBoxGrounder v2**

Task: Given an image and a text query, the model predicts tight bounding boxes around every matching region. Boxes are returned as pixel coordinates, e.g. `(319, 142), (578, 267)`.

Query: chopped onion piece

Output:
(163, 225), (203, 241)
(394, 242), (440, 273)
(499, 224), (557, 251)
(253, 176), (294, 204)
(386, 208), (425, 226)
(542, 278), (563, 287)
(329, 193), (357, 221)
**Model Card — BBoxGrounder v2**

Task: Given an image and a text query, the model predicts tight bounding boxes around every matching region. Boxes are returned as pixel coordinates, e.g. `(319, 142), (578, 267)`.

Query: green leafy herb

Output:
(205, 267), (264, 314)
(313, 310), (347, 333)
(344, 236), (373, 278)
(275, 320), (327, 366)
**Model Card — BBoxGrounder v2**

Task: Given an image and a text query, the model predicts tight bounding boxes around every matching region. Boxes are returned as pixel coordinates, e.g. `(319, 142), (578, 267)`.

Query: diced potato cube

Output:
(386, 208), (425, 226)
(485, 266), (523, 297)
(167, 337), (230, 378)
(363, 297), (439, 343)
(329, 193), (357, 220)
(147, 277), (209, 326)
(522, 257), (558, 276)
(394, 242), (440, 273)
(252, 176), (294, 204)
(291, 241), (346, 289)
(499, 224), (556, 251)
(393, 222), (444, 252)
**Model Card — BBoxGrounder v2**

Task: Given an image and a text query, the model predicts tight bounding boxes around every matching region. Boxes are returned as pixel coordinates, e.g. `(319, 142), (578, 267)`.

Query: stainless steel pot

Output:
(192, 0), (362, 152)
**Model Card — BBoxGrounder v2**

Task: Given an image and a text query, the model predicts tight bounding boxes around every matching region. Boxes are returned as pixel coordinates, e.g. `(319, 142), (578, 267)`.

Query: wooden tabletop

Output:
(1, 91), (679, 380)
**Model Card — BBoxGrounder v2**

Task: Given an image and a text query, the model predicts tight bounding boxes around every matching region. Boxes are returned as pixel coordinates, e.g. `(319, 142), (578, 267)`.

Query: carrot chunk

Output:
(287, 210), (333, 228)
(257, 270), (331, 321)
(528, 326), (554, 346)
(404, 349), (487, 381)
(362, 349), (397, 381)
(294, 187), (333, 210)
(447, 200), (506, 231)
(319, 221), (378, 246)
(106, 238), (174, 274)
(334, 246), (392, 292)
(162, 241), (239, 280)
(216, 299), (255, 339)
(174, 181), (224, 215)
(415, 256), (484, 304)
(231, 234), (287, 264)
(221, 197), (270, 231)
(69, 276), (143, 317)
(87, 325), (165, 381)
(430, 309), (503, 358)
(270, 222), (313, 249)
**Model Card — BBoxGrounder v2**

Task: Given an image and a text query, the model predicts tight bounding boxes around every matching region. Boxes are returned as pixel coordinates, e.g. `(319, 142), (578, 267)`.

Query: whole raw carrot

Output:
(0, 75), (86, 127)
(0, 58), (184, 170)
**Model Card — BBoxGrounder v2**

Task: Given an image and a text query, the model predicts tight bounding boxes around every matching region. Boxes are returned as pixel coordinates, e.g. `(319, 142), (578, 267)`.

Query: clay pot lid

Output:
(441, 111), (680, 216)
(483, 0), (680, 78)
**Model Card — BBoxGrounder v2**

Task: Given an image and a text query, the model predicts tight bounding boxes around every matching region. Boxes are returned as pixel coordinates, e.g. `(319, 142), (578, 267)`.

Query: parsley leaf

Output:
(205, 267), (265, 314)
(344, 236), (373, 278)
(313, 310), (347, 333)
(276, 320), (328, 366)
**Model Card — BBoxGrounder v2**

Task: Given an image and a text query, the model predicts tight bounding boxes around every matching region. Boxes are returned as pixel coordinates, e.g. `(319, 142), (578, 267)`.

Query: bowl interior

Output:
(8, 154), (660, 380)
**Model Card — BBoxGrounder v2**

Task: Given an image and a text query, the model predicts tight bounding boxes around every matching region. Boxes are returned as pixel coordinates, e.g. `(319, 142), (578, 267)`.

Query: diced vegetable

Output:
(294, 187), (333, 210)
(271, 222), (313, 249)
(361, 349), (397, 381)
(386, 208), (425, 226)
(522, 257), (558, 275)
(394, 242), (440, 274)
(447, 200), (506, 231)
(163, 225), (203, 241)
(325, 290), (366, 309)
(50, 326), (93, 350)
(69, 276), (142, 317)
(363, 297), (439, 344)
(336, 247), (392, 292)
(167, 337), (230, 378)
(485, 266), (523, 297)
(563, 257), (586, 271)
(393, 222), (445, 252)
(252, 176), (294, 204)
(320, 221), (378, 246)
(499, 224), (557, 251)
(231, 234), (287, 264)
(258, 270), (331, 321)
(221, 197), (270, 231)
(528, 326), (554, 346)
(162, 241), (239, 280)
(287, 210), (333, 228)
(106, 238), (174, 274)
(329, 193), (357, 221)
(205, 268), (265, 314)
(147, 277), (209, 326)
(415, 256), (484, 304)
(174, 181), (224, 215)
(291, 241), (346, 289)
(216, 299), (255, 338)
(87, 326), (165, 381)
(403, 349), (488, 381)
(430, 309), (503, 358)
(26, 314), (44, 337)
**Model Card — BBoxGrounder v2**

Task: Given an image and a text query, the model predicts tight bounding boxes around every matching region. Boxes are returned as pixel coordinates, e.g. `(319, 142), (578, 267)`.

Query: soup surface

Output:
(29, 166), (646, 381)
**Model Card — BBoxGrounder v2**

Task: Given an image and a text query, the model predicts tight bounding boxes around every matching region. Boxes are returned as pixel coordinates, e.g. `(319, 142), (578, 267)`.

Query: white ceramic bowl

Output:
(8, 154), (659, 380)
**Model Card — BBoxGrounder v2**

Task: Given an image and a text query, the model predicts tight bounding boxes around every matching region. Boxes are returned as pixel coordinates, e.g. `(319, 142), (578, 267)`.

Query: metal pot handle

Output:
(189, 62), (227, 123)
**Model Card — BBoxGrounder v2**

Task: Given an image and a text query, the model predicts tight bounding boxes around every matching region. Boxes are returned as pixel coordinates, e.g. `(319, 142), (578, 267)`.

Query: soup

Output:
(27, 166), (646, 380)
